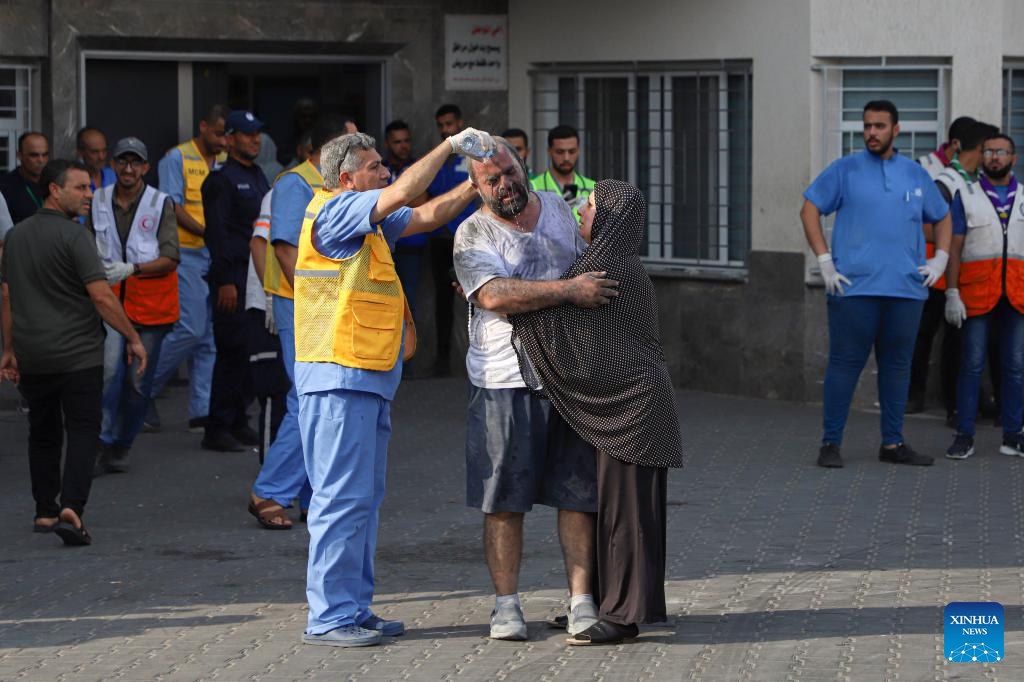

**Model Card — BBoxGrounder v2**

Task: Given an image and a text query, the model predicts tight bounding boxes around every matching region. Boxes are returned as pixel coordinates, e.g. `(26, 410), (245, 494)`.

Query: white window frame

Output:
(531, 63), (751, 271)
(0, 63), (41, 170)
(815, 58), (950, 172)
(1002, 61), (1024, 177)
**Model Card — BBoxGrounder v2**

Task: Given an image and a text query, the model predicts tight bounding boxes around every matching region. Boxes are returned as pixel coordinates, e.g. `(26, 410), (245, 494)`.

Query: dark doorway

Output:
(84, 59), (179, 186)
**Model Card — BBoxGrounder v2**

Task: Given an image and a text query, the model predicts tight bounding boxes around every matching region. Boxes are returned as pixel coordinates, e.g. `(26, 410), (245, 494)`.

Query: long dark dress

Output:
(510, 179), (683, 624)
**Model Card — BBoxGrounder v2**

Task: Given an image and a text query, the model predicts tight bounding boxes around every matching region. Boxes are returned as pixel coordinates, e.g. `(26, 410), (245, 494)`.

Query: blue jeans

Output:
(823, 296), (924, 446)
(299, 389), (390, 634)
(151, 247), (216, 420)
(101, 323), (170, 449)
(253, 296), (312, 508)
(956, 298), (1024, 437)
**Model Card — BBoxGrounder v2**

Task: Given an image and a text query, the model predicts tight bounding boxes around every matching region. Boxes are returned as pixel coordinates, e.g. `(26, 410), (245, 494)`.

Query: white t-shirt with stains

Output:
(453, 191), (586, 388)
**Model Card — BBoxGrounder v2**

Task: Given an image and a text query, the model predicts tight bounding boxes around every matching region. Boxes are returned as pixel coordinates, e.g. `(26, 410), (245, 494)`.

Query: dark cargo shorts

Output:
(465, 384), (598, 514)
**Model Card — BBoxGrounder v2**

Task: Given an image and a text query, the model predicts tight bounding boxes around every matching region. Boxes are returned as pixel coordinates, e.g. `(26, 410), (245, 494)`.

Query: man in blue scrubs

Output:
(296, 129), (487, 647)
(800, 99), (952, 469)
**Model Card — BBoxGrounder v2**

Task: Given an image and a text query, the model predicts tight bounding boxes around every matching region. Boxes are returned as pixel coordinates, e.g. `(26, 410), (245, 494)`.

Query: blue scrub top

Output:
(294, 188), (412, 401)
(804, 150), (949, 300)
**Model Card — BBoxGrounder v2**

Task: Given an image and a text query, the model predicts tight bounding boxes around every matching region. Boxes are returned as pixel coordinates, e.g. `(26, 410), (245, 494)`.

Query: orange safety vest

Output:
(920, 153), (951, 290)
(957, 179), (1024, 317)
(92, 184), (180, 326)
(293, 189), (415, 369)
(264, 160), (323, 299)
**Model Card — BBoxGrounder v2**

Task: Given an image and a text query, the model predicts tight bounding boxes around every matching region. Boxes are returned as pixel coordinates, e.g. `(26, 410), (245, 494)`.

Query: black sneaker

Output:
(817, 443), (843, 468)
(231, 425), (259, 446)
(879, 442), (933, 466)
(107, 446), (130, 473)
(93, 444), (111, 478)
(201, 429), (245, 452)
(999, 432), (1024, 457)
(142, 399), (161, 433)
(945, 433), (975, 460)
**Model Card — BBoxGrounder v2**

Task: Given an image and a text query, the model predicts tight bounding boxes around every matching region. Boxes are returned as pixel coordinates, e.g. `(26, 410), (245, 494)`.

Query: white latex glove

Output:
(945, 288), (967, 328)
(104, 261), (135, 284)
(264, 294), (277, 335)
(448, 127), (495, 160)
(918, 248), (949, 288)
(817, 253), (852, 296)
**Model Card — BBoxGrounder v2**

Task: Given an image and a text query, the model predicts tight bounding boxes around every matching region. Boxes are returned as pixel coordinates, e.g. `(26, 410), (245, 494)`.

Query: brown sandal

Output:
(248, 498), (293, 530)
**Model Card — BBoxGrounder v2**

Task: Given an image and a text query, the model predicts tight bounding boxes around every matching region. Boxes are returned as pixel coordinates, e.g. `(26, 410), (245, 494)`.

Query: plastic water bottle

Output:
(456, 132), (495, 160)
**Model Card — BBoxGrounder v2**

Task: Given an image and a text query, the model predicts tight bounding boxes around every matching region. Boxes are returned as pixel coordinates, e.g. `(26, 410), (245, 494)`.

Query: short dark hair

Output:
(435, 103), (462, 120)
(17, 131), (48, 153)
(547, 124), (578, 148)
(501, 128), (529, 148)
(40, 159), (89, 198)
(948, 116), (977, 144)
(862, 100), (899, 125)
(75, 126), (105, 150)
(203, 104), (230, 125)
(385, 120), (410, 136)
(959, 121), (999, 152)
(986, 133), (1017, 154)
(310, 114), (355, 152)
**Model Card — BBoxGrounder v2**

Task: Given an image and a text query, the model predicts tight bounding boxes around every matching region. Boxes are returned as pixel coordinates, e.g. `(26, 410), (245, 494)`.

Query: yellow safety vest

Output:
(294, 189), (416, 370)
(264, 160), (323, 299)
(175, 139), (216, 249)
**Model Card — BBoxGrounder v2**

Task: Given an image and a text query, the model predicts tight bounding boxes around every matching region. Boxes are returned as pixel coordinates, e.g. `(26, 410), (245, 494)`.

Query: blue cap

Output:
(225, 110), (264, 134)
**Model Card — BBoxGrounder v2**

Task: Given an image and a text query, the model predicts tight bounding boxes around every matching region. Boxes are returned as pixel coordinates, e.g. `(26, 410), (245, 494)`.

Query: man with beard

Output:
(88, 137), (179, 474)
(800, 100), (952, 469)
(530, 125), (595, 222)
(944, 133), (1024, 460)
(200, 111), (270, 451)
(75, 127), (116, 192)
(453, 139), (618, 641)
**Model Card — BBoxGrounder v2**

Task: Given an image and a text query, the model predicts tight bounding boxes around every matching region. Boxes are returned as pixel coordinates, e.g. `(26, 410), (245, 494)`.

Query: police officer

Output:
(201, 110), (271, 451)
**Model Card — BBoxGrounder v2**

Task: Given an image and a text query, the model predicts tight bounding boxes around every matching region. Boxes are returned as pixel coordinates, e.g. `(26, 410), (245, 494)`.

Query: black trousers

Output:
(209, 306), (250, 431)
(18, 366), (103, 519)
(909, 288), (960, 413)
(428, 235), (455, 362)
(595, 449), (669, 625)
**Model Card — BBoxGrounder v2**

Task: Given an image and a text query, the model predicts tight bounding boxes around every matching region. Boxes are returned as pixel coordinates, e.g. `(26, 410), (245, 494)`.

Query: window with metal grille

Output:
(0, 64), (39, 171)
(531, 62), (752, 269)
(1002, 63), (1024, 177)
(816, 59), (950, 170)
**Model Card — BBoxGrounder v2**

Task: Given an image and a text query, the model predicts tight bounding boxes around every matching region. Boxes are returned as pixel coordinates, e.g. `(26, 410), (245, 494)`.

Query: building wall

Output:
(509, 0), (1020, 407)
(2, 0), (508, 157)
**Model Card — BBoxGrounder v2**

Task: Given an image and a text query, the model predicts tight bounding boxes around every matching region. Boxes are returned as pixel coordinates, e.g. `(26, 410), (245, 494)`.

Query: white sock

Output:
(570, 594), (595, 610)
(496, 593), (521, 609)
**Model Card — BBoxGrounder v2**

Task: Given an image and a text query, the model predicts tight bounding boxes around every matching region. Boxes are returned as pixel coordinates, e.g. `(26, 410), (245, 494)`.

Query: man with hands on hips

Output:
(800, 99), (951, 469)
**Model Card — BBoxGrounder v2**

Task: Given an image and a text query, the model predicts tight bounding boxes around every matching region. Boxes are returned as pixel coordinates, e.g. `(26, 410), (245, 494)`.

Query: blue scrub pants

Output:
(151, 247), (216, 420)
(299, 388), (390, 635)
(101, 322), (169, 449)
(823, 295), (924, 446)
(956, 297), (1024, 437)
(253, 296), (311, 508)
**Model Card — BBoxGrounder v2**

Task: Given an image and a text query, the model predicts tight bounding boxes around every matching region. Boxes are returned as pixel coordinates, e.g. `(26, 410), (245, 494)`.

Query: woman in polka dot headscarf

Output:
(510, 179), (683, 645)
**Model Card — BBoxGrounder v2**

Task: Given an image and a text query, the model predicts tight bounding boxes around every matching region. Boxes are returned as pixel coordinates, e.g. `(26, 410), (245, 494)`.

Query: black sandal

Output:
(33, 517), (59, 533)
(53, 521), (92, 546)
(566, 620), (638, 646)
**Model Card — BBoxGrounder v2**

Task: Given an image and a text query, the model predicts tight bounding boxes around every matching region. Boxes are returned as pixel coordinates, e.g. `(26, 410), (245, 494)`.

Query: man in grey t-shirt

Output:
(453, 140), (618, 640)
(1, 159), (146, 546)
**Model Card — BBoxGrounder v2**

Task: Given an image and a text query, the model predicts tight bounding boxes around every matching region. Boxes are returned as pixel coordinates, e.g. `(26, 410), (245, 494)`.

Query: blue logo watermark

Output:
(944, 602), (1004, 663)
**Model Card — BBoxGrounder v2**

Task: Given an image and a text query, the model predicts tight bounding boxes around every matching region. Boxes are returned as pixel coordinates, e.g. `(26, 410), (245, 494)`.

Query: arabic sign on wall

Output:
(445, 14), (507, 91)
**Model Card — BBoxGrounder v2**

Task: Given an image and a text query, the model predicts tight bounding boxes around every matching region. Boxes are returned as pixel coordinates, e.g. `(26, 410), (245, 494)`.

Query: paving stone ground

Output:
(0, 377), (1020, 681)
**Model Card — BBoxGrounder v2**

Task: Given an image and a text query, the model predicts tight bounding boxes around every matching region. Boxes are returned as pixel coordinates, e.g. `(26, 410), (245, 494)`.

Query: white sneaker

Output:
(489, 602), (528, 640)
(302, 624), (381, 647)
(567, 601), (599, 635)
